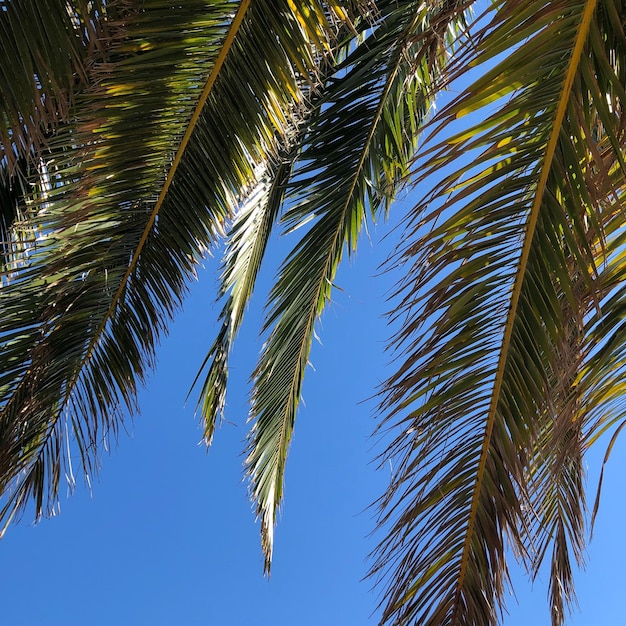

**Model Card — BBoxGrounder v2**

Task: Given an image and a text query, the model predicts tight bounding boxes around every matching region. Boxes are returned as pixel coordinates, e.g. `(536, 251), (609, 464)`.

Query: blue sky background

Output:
(1, 206), (625, 625)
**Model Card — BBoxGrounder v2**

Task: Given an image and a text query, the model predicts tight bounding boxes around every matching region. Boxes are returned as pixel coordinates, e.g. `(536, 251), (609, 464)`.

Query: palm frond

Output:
(245, 0), (471, 572)
(374, 0), (626, 623)
(0, 0), (346, 535)
(192, 159), (293, 444)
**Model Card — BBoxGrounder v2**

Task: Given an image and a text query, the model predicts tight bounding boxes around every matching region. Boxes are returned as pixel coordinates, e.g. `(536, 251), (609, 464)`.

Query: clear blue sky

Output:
(1, 201), (625, 625)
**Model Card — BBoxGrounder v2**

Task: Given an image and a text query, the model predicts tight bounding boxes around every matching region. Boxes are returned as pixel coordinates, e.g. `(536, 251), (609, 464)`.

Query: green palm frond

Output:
(192, 159), (294, 444)
(374, 0), (626, 623)
(245, 0), (471, 572)
(0, 0), (349, 535)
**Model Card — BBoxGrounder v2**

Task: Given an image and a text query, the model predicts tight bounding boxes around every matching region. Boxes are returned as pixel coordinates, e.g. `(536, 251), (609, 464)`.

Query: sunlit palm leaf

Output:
(193, 159), (294, 443)
(246, 0), (471, 572)
(374, 0), (626, 624)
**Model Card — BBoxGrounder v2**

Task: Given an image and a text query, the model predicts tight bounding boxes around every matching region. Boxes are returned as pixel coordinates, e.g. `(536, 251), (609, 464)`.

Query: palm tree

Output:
(1, 0), (625, 624)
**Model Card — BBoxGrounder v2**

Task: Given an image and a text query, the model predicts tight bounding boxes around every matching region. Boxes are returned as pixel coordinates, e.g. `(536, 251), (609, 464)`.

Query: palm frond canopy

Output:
(1, 1), (626, 625)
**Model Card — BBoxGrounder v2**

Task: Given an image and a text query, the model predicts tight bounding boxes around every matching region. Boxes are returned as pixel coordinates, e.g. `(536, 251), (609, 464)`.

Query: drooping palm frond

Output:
(0, 0), (352, 534)
(244, 0), (471, 572)
(192, 160), (293, 446)
(374, 0), (626, 624)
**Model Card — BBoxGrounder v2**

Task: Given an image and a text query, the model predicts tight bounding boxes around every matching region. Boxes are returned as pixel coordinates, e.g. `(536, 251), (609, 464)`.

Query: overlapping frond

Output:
(190, 17), (353, 444)
(244, 0), (471, 572)
(3, 1), (626, 622)
(374, 0), (626, 624)
(0, 0), (349, 534)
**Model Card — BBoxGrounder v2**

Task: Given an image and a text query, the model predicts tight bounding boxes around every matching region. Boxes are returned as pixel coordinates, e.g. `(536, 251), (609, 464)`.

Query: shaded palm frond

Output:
(373, 0), (626, 624)
(0, 0), (348, 535)
(0, 0), (108, 175)
(245, 0), (471, 572)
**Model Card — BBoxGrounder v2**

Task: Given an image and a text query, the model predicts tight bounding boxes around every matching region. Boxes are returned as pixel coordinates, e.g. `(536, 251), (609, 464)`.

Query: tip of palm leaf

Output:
(261, 513), (274, 576)
(201, 405), (219, 448)
(202, 431), (215, 448)
(258, 487), (277, 576)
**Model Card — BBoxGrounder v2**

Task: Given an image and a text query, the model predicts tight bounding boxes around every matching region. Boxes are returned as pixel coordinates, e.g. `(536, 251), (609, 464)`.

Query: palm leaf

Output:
(192, 159), (294, 444)
(245, 0), (471, 572)
(374, 0), (626, 624)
